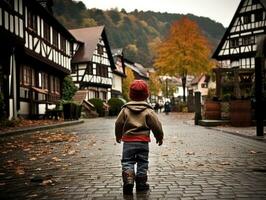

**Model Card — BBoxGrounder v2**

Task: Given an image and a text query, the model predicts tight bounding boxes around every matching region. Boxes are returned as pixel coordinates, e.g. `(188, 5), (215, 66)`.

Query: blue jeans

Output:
(122, 142), (149, 177)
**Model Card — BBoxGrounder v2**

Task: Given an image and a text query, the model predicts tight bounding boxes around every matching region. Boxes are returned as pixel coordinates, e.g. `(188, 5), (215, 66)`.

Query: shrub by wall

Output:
(88, 98), (105, 117)
(108, 98), (125, 116)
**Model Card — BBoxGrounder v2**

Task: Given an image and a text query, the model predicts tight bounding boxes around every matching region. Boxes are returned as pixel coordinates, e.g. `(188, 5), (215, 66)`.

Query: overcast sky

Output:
(80, 0), (241, 27)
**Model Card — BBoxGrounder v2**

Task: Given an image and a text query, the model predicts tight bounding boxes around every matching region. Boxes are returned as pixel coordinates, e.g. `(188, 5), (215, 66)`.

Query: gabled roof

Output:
(26, 0), (76, 41)
(212, 0), (266, 60)
(69, 26), (115, 69)
(69, 26), (104, 63)
(112, 48), (126, 77)
(124, 58), (149, 80)
(190, 74), (211, 85)
(212, 0), (244, 59)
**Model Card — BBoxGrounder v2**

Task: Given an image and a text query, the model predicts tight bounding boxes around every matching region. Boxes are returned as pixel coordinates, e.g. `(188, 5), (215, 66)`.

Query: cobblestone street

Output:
(0, 113), (266, 200)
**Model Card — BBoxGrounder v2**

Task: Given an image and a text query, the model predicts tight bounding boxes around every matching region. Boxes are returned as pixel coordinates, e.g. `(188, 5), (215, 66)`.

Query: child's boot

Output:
(136, 175), (149, 192)
(122, 170), (135, 195)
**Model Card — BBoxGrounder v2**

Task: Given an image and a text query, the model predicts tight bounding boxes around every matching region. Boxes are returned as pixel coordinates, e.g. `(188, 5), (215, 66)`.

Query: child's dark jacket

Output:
(115, 101), (164, 142)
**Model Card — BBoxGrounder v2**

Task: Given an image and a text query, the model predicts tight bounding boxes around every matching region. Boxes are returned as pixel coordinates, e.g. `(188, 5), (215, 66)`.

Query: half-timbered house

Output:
(124, 59), (149, 81)
(212, 0), (266, 98)
(111, 48), (126, 98)
(70, 26), (116, 101)
(0, 0), (76, 119)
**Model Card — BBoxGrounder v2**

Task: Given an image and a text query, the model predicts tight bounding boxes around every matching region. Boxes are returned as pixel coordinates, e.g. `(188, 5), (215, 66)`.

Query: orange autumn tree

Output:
(122, 67), (135, 101)
(148, 72), (162, 98)
(154, 17), (213, 102)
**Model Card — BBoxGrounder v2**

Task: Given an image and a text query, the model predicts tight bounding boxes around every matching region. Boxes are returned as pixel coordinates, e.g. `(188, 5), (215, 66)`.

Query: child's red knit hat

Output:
(129, 80), (149, 101)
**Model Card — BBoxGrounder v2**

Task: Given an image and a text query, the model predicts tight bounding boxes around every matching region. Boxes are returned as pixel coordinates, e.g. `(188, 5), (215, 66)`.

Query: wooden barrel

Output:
(204, 100), (221, 120)
(230, 100), (251, 127)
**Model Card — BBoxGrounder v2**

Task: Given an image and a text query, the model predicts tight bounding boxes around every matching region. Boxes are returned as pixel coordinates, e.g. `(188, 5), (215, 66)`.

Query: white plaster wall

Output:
(39, 104), (46, 114)
(48, 104), (56, 110)
(19, 102), (29, 115)
(112, 74), (122, 93)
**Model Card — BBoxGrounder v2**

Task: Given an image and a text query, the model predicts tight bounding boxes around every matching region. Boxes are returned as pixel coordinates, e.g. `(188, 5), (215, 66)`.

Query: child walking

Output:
(115, 80), (164, 195)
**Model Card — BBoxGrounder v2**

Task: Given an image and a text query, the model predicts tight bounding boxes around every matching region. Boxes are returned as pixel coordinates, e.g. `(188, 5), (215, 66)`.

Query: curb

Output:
(184, 120), (266, 143)
(0, 120), (84, 138)
(206, 126), (266, 143)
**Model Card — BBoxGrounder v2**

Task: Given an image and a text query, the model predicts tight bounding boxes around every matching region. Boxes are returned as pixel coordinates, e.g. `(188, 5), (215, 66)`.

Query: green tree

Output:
(62, 76), (78, 101)
(154, 17), (214, 102)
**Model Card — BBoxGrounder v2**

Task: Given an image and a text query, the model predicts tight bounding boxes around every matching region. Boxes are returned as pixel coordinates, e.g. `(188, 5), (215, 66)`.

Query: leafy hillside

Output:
(53, 0), (225, 67)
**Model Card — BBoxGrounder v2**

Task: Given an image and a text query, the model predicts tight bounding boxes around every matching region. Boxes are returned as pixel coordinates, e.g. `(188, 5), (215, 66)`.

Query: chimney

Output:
(36, 0), (54, 14)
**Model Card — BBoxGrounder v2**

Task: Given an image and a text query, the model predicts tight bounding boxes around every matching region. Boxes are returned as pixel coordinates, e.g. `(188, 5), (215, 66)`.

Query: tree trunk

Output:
(182, 76), (186, 102)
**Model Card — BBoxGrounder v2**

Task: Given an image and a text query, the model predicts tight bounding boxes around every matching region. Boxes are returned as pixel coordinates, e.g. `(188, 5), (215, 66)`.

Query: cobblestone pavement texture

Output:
(0, 113), (266, 200)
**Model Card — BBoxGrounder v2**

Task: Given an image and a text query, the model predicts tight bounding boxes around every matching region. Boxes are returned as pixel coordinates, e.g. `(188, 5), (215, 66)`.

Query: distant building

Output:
(189, 74), (216, 101)
(212, 0), (266, 98)
(111, 48), (126, 98)
(124, 59), (149, 81)
(69, 26), (116, 102)
(0, 0), (76, 119)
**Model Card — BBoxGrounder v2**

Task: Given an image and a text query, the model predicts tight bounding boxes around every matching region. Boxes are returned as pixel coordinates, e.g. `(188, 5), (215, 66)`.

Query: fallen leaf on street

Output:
(186, 152), (195, 155)
(41, 179), (53, 186)
(67, 150), (76, 155)
(220, 162), (230, 165)
(52, 157), (62, 162)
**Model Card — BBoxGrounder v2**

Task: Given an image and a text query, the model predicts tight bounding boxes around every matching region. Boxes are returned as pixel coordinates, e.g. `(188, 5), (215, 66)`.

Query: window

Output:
(242, 35), (255, 46)
(255, 11), (263, 22)
(20, 65), (35, 86)
(97, 44), (103, 55)
(50, 76), (60, 94)
(230, 38), (239, 48)
(243, 15), (251, 24)
(53, 29), (58, 47)
(50, 76), (54, 93)
(43, 21), (50, 42)
(96, 64), (108, 77)
(27, 11), (37, 32)
(39, 72), (48, 89)
(201, 83), (208, 88)
(55, 77), (60, 94)
(95, 91), (99, 98)
(86, 63), (93, 75)
(60, 35), (66, 53)
(71, 65), (77, 74)
(102, 91), (107, 100)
